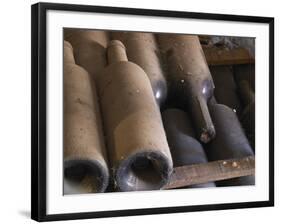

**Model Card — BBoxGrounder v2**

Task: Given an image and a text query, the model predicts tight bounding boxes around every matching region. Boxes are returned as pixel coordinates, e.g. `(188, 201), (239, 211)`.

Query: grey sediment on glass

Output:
(64, 28), (109, 81)
(206, 102), (255, 186)
(209, 65), (242, 116)
(110, 32), (168, 107)
(63, 41), (109, 193)
(157, 34), (216, 143)
(97, 40), (173, 192)
(162, 108), (216, 188)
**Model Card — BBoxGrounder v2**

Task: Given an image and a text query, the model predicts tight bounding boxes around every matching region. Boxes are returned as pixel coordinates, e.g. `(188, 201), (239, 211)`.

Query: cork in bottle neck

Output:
(107, 40), (128, 64)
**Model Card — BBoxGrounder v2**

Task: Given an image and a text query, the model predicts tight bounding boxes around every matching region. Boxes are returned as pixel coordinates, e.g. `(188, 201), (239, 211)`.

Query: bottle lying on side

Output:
(97, 40), (173, 192)
(64, 28), (109, 81)
(63, 41), (109, 194)
(234, 64), (255, 150)
(162, 108), (216, 188)
(234, 64), (255, 92)
(157, 34), (216, 143)
(206, 98), (255, 186)
(110, 31), (168, 107)
(209, 65), (242, 116)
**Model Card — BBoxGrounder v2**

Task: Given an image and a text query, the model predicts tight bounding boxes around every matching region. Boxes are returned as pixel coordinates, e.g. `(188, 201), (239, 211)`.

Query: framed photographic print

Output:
(31, 2), (274, 222)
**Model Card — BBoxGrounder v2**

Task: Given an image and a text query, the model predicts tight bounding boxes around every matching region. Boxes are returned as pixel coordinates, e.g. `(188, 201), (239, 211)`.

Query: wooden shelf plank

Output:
(203, 47), (254, 65)
(164, 156), (255, 189)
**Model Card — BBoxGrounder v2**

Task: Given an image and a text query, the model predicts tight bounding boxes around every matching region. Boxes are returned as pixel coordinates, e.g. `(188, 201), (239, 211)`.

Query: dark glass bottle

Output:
(206, 101), (255, 186)
(63, 41), (109, 193)
(234, 65), (255, 149)
(97, 40), (173, 192)
(209, 65), (242, 115)
(162, 108), (216, 188)
(157, 34), (215, 143)
(110, 31), (168, 107)
(234, 64), (255, 92)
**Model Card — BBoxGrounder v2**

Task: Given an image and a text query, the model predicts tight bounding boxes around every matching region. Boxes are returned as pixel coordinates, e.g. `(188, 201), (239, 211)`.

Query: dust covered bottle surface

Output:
(63, 41), (109, 193)
(111, 32), (167, 107)
(97, 40), (173, 192)
(157, 34), (216, 143)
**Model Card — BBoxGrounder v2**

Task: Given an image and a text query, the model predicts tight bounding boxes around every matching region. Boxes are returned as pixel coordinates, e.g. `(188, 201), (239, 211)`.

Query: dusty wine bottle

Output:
(110, 32), (167, 107)
(97, 40), (173, 192)
(157, 34), (215, 143)
(64, 28), (109, 81)
(63, 41), (109, 193)
(209, 65), (242, 115)
(206, 101), (255, 186)
(162, 108), (216, 188)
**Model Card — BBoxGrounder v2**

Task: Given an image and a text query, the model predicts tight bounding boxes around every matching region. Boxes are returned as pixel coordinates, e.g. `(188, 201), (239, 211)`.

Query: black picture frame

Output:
(31, 2), (274, 222)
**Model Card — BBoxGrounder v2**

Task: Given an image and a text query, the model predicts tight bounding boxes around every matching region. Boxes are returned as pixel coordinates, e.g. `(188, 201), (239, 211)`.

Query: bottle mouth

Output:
(200, 128), (216, 143)
(115, 151), (172, 192)
(64, 160), (109, 194)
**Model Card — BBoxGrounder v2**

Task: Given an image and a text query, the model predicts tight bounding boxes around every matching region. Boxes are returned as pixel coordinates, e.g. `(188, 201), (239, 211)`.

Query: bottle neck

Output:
(64, 41), (75, 64)
(107, 40), (128, 64)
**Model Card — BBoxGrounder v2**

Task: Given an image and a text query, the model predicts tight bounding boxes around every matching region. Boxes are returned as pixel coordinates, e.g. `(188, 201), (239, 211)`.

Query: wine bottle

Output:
(63, 41), (109, 193)
(209, 65), (242, 115)
(206, 101), (255, 186)
(110, 31), (167, 107)
(64, 28), (109, 81)
(234, 64), (255, 92)
(162, 108), (216, 188)
(157, 34), (215, 143)
(97, 40), (173, 192)
(234, 64), (255, 149)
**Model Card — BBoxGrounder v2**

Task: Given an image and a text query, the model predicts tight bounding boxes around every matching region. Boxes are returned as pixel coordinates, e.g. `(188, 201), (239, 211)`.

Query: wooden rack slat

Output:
(164, 156), (255, 189)
(203, 47), (254, 65)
